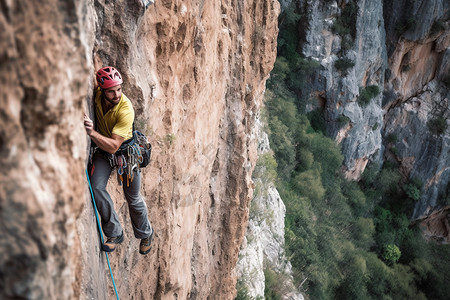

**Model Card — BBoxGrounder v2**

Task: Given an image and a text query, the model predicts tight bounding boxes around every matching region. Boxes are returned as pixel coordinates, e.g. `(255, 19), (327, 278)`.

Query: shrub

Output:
(235, 279), (253, 300)
(280, 1), (300, 26)
(389, 264), (422, 299)
(372, 123), (379, 131)
(391, 146), (399, 156)
(269, 57), (290, 83)
(268, 116), (296, 179)
(335, 58), (355, 76)
(401, 64), (411, 73)
(332, 21), (350, 37)
(395, 17), (417, 35)
(297, 150), (314, 171)
(342, 180), (367, 214)
(338, 115), (351, 125)
(386, 132), (397, 143)
(309, 133), (344, 175)
(430, 20), (445, 35)
(361, 163), (380, 187)
(404, 177), (423, 201)
(335, 255), (369, 300)
(427, 116), (447, 135)
(405, 183), (421, 201)
(277, 2), (301, 62)
(264, 267), (285, 300)
(254, 152), (278, 184)
(307, 108), (326, 134)
(288, 57), (320, 92)
(293, 169), (325, 202)
(358, 85), (380, 106)
(331, 0), (358, 42)
(164, 133), (176, 145)
(353, 217), (375, 248)
(377, 167), (401, 195)
(382, 244), (401, 265)
(365, 253), (391, 298)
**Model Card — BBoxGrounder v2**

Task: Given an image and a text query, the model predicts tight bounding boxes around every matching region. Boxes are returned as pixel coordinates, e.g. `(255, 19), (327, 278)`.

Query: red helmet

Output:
(96, 66), (123, 89)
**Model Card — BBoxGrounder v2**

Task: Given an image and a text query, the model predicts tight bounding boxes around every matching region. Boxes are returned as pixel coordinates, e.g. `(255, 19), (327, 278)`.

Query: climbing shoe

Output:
(139, 228), (154, 255)
(102, 232), (124, 252)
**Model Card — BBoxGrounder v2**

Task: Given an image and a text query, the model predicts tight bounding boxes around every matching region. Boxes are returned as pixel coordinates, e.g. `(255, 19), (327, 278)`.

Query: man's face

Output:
(103, 85), (122, 105)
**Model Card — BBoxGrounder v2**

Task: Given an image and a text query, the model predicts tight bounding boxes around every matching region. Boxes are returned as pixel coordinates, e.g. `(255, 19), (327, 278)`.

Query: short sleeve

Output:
(112, 109), (134, 138)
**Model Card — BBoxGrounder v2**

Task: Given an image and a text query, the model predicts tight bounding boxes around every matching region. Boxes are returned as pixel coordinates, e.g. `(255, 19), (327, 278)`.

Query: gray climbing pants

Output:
(90, 153), (152, 239)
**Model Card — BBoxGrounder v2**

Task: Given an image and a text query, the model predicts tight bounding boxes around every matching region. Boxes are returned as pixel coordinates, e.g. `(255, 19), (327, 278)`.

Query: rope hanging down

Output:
(85, 169), (120, 300)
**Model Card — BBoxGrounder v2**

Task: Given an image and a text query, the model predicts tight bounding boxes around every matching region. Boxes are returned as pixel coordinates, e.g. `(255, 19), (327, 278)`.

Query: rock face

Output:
(0, 0), (279, 299)
(299, 0), (386, 180)
(236, 117), (303, 300)
(382, 0), (450, 220)
(0, 1), (90, 298)
(294, 0), (450, 225)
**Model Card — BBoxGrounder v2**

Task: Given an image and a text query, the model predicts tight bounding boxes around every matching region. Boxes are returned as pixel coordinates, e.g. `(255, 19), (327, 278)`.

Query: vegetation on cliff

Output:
(258, 4), (450, 300)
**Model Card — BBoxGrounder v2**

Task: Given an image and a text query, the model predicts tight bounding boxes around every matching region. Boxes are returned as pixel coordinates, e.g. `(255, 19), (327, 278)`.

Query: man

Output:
(84, 66), (153, 255)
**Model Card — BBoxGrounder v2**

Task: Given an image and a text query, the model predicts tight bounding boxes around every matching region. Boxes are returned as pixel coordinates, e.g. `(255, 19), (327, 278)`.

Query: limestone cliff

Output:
(0, 0), (279, 299)
(382, 0), (450, 223)
(292, 0), (449, 231)
(236, 116), (303, 300)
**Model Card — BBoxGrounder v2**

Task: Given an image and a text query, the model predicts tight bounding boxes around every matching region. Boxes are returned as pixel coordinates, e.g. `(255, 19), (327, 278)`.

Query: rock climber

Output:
(83, 66), (154, 255)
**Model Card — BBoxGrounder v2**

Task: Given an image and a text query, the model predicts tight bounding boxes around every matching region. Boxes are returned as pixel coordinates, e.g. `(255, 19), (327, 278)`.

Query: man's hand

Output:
(84, 113), (94, 136)
(83, 112), (125, 153)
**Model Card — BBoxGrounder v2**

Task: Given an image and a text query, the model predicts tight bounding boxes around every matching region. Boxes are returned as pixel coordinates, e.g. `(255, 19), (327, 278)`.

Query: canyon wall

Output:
(382, 0), (450, 222)
(294, 0), (449, 224)
(236, 1), (449, 298)
(236, 117), (303, 300)
(0, 0), (279, 299)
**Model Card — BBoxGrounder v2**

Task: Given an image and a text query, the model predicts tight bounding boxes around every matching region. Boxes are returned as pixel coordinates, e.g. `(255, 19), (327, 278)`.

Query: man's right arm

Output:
(84, 113), (124, 154)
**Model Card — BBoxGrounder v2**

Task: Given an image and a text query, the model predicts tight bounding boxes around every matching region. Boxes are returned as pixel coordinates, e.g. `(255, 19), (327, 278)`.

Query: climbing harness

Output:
(85, 169), (120, 300)
(89, 130), (152, 187)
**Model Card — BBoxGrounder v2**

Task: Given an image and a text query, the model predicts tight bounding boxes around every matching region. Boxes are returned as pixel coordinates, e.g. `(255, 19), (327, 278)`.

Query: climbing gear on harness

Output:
(85, 169), (120, 300)
(96, 66), (123, 89)
(139, 227), (154, 255)
(102, 231), (125, 252)
(90, 130), (152, 186)
(134, 130), (152, 168)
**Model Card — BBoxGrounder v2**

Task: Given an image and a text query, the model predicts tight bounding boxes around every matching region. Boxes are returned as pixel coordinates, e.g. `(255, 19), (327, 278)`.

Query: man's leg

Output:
(90, 154), (123, 238)
(122, 170), (152, 239)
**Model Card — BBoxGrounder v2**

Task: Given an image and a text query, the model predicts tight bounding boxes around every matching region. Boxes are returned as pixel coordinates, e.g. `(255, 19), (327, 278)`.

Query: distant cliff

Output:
(236, 116), (303, 299)
(0, 0), (279, 299)
(236, 0), (449, 297)
(291, 0), (449, 230)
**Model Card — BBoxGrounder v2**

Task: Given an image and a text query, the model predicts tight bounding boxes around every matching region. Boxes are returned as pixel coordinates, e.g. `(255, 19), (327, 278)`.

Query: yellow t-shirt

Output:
(94, 88), (134, 140)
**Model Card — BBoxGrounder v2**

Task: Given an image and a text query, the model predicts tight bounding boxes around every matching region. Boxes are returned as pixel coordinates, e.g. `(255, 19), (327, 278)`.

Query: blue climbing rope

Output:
(85, 169), (120, 300)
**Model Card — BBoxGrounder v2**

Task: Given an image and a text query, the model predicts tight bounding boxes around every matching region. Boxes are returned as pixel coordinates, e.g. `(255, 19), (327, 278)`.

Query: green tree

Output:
(389, 264), (424, 299)
(353, 218), (375, 249)
(267, 116), (296, 179)
(335, 255), (369, 300)
(382, 244), (401, 265)
(292, 168), (325, 202)
(342, 180), (368, 215)
(365, 253), (390, 298)
(235, 280), (253, 300)
(358, 85), (380, 106)
(264, 267), (282, 300)
(335, 58), (355, 75)
(376, 167), (400, 195)
(427, 116), (447, 135)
